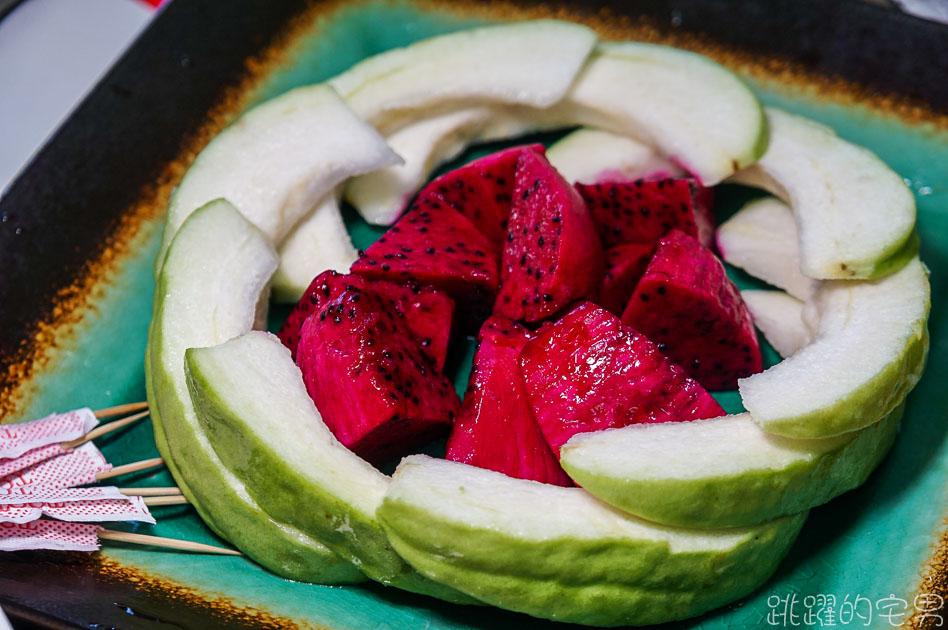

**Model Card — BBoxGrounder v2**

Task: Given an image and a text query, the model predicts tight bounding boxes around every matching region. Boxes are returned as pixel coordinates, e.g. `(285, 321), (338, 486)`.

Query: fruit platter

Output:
(1, 1), (947, 628)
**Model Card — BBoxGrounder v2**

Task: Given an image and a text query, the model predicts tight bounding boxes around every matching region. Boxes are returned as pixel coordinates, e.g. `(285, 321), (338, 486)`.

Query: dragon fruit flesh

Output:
(351, 196), (499, 328)
(621, 230), (762, 391)
(445, 316), (572, 486)
(296, 286), (460, 465)
(597, 243), (654, 316)
(277, 270), (454, 371)
(576, 178), (714, 249)
(424, 144), (544, 257)
(520, 301), (724, 454)
(494, 149), (604, 322)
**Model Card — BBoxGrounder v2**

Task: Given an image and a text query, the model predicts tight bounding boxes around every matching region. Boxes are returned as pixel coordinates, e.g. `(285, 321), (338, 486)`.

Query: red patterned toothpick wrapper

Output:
(0, 408), (98, 460)
(0, 443), (68, 479)
(0, 495), (154, 525)
(0, 520), (101, 552)
(0, 443), (111, 491)
(0, 486), (128, 504)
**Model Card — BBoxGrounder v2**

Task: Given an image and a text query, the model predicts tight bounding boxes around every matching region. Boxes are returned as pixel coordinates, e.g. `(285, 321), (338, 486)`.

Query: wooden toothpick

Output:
(92, 401), (149, 419)
(98, 529), (242, 556)
(96, 457), (164, 481)
(118, 487), (182, 497)
(142, 495), (189, 507)
(62, 410), (150, 449)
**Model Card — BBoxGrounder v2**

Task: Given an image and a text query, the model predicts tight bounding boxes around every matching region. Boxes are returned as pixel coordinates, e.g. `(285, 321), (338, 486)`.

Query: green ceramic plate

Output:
(1, 0), (947, 627)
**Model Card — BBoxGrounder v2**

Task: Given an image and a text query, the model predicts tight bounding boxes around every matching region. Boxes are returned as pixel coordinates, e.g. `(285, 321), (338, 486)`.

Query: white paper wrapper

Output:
(0, 495), (154, 525)
(0, 486), (128, 504)
(0, 444), (67, 479)
(0, 443), (110, 491)
(0, 408), (98, 459)
(0, 520), (101, 552)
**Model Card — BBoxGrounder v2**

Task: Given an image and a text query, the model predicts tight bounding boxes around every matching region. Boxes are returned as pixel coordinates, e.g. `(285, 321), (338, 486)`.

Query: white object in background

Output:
(893, 0), (948, 24)
(0, 604), (13, 630)
(0, 0), (153, 193)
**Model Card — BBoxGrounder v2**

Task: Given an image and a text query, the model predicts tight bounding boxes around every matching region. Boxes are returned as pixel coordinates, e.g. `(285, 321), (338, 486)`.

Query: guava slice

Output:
(560, 404), (902, 529)
(546, 127), (684, 184)
(344, 107), (494, 225)
(741, 290), (812, 358)
(146, 198), (364, 584)
(155, 84), (399, 274)
(343, 106), (564, 226)
(329, 20), (597, 133)
(378, 455), (806, 626)
(716, 197), (820, 301)
(729, 108), (918, 279)
(271, 193), (357, 303)
(740, 257), (929, 438)
(559, 43), (767, 185)
(184, 330), (475, 604)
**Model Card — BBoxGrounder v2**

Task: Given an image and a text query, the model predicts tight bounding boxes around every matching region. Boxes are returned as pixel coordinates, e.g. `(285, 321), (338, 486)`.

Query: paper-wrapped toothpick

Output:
(0, 402), (237, 555)
(0, 520), (101, 552)
(0, 408), (98, 460)
(0, 496), (154, 525)
(0, 443), (110, 490)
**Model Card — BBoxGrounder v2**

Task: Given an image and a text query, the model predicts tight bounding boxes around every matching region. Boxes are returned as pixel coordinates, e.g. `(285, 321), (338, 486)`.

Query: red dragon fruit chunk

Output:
(296, 286), (460, 465)
(494, 149), (603, 322)
(597, 244), (654, 316)
(351, 197), (499, 329)
(576, 178), (714, 249)
(445, 316), (572, 486)
(424, 144), (544, 257)
(621, 229), (762, 391)
(277, 270), (454, 371)
(520, 301), (724, 454)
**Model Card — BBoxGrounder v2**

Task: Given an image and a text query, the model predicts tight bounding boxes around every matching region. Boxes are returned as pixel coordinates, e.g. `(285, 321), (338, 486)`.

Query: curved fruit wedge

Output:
(146, 199), (363, 584)
(741, 290), (812, 358)
(272, 193), (357, 303)
(560, 42), (766, 185)
(378, 455), (806, 627)
(155, 84), (399, 274)
(729, 108), (917, 279)
(329, 20), (597, 133)
(560, 404), (902, 529)
(740, 257), (929, 438)
(184, 330), (475, 604)
(716, 197), (819, 301)
(546, 127), (683, 184)
(344, 107), (494, 225)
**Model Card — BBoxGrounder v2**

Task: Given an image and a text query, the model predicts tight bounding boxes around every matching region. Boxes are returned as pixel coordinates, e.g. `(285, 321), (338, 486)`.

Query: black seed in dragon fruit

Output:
(494, 149), (603, 322)
(277, 270), (454, 371)
(621, 230), (762, 391)
(296, 286), (460, 465)
(576, 178), (714, 249)
(351, 196), (499, 329)
(520, 301), (724, 454)
(446, 316), (572, 486)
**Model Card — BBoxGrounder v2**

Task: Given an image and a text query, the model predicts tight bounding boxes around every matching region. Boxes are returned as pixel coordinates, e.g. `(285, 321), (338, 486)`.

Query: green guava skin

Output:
(377, 462), (806, 627)
(183, 339), (478, 605)
(561, 404), (904, 529)
(146, 200), (365, 584)
(751, 329), (928, 440)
